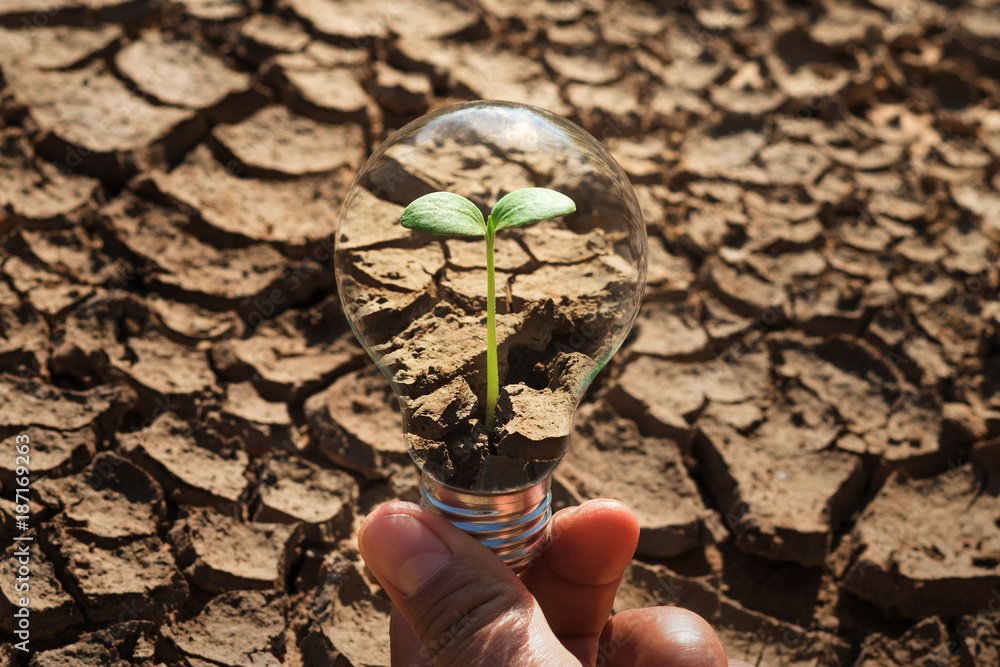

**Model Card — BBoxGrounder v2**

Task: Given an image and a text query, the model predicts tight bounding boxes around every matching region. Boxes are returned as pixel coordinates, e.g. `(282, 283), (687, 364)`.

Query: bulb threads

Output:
(420, 474), (552, 572)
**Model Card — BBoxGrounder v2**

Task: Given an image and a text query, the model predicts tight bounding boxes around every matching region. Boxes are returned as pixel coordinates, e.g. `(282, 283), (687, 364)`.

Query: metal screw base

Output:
(420, 473), (552, 572)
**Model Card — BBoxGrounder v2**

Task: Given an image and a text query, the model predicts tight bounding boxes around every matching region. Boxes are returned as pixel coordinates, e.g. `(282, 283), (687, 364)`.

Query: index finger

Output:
(519, 499), (640, 661)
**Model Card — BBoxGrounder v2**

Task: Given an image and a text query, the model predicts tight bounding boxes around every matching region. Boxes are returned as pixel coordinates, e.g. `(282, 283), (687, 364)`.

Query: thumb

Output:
(359, 501), (572, 667)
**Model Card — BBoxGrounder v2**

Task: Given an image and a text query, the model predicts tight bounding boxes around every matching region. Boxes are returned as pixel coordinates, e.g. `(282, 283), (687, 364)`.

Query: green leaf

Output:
(400, 192), (486, 236)
(490, 187), (576, 232)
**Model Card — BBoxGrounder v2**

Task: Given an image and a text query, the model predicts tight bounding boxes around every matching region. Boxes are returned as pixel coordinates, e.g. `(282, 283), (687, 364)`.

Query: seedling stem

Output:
(400, 188), (576, 439)
(485, 227), (498, 433)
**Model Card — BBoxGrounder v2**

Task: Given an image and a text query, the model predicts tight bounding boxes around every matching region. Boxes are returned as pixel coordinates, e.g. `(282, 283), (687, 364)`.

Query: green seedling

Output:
(400, 187), (576, 436)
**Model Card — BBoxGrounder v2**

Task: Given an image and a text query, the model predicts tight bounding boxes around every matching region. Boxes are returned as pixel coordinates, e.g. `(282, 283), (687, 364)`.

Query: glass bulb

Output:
(335, 101), (646, 569)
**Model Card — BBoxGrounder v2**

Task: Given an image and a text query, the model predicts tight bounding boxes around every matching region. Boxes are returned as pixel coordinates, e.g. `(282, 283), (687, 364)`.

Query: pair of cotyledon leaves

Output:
(400, 187), (576, 236)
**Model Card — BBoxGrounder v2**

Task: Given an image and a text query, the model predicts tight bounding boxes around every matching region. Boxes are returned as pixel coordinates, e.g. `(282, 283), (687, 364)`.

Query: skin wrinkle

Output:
(407, 566), (538, 664)
(446, 606), (557, 667)
(420, 595), (512, 660)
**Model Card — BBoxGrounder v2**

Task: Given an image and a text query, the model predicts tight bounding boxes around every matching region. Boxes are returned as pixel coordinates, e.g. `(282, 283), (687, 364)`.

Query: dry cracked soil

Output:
(1, 0), (1000, 665)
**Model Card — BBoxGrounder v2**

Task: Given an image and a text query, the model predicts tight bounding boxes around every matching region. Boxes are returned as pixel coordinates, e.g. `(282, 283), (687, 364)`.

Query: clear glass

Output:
(335, 101), (647, 493)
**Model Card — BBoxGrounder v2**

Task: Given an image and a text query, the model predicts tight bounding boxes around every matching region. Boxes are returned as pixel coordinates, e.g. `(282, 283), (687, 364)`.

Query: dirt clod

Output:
(7, 63), (202, 183)
(122, 413), (249, 508)
(842, 465), (1000, 620)
(305, 368), (408, 478)
(496, 383), (574, 461)
(169, 506), (300, 593)
(563, 402), (720, 557)
(53, 527), (188, 624)
(254, 454), (357, 543)
(162, 590), (285, 666)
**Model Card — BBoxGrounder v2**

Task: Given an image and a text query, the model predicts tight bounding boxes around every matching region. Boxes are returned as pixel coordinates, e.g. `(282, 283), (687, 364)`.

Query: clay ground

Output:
(1, 0), (1000, 664)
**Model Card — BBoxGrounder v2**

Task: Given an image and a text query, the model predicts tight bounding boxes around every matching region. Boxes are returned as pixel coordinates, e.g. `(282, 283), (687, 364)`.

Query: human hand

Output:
(359, 498), (754, 666)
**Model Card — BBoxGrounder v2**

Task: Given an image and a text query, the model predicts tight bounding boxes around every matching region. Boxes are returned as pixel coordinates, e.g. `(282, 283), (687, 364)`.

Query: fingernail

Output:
(363, 513), (453, 595)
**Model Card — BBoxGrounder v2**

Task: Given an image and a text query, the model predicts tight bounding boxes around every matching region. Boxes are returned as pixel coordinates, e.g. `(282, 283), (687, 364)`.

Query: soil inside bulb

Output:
(403, 347), (597, 490)
(340, 166), (643, 490)
(381, 295), (623, 490)
(405, 381), (576, 491)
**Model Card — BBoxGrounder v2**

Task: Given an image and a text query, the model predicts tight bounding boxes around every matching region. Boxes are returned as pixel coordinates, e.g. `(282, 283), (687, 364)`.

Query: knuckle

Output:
(410, 570), (530, 665)
(441, 609), (535, 667)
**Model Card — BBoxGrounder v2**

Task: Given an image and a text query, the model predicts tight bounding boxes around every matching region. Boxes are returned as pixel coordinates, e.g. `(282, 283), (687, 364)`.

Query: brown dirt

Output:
(1, 0), (1000, 665)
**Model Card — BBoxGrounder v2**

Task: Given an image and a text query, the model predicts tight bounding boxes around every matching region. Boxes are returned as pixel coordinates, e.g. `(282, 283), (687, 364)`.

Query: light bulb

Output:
(335, 101), (646, 569)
